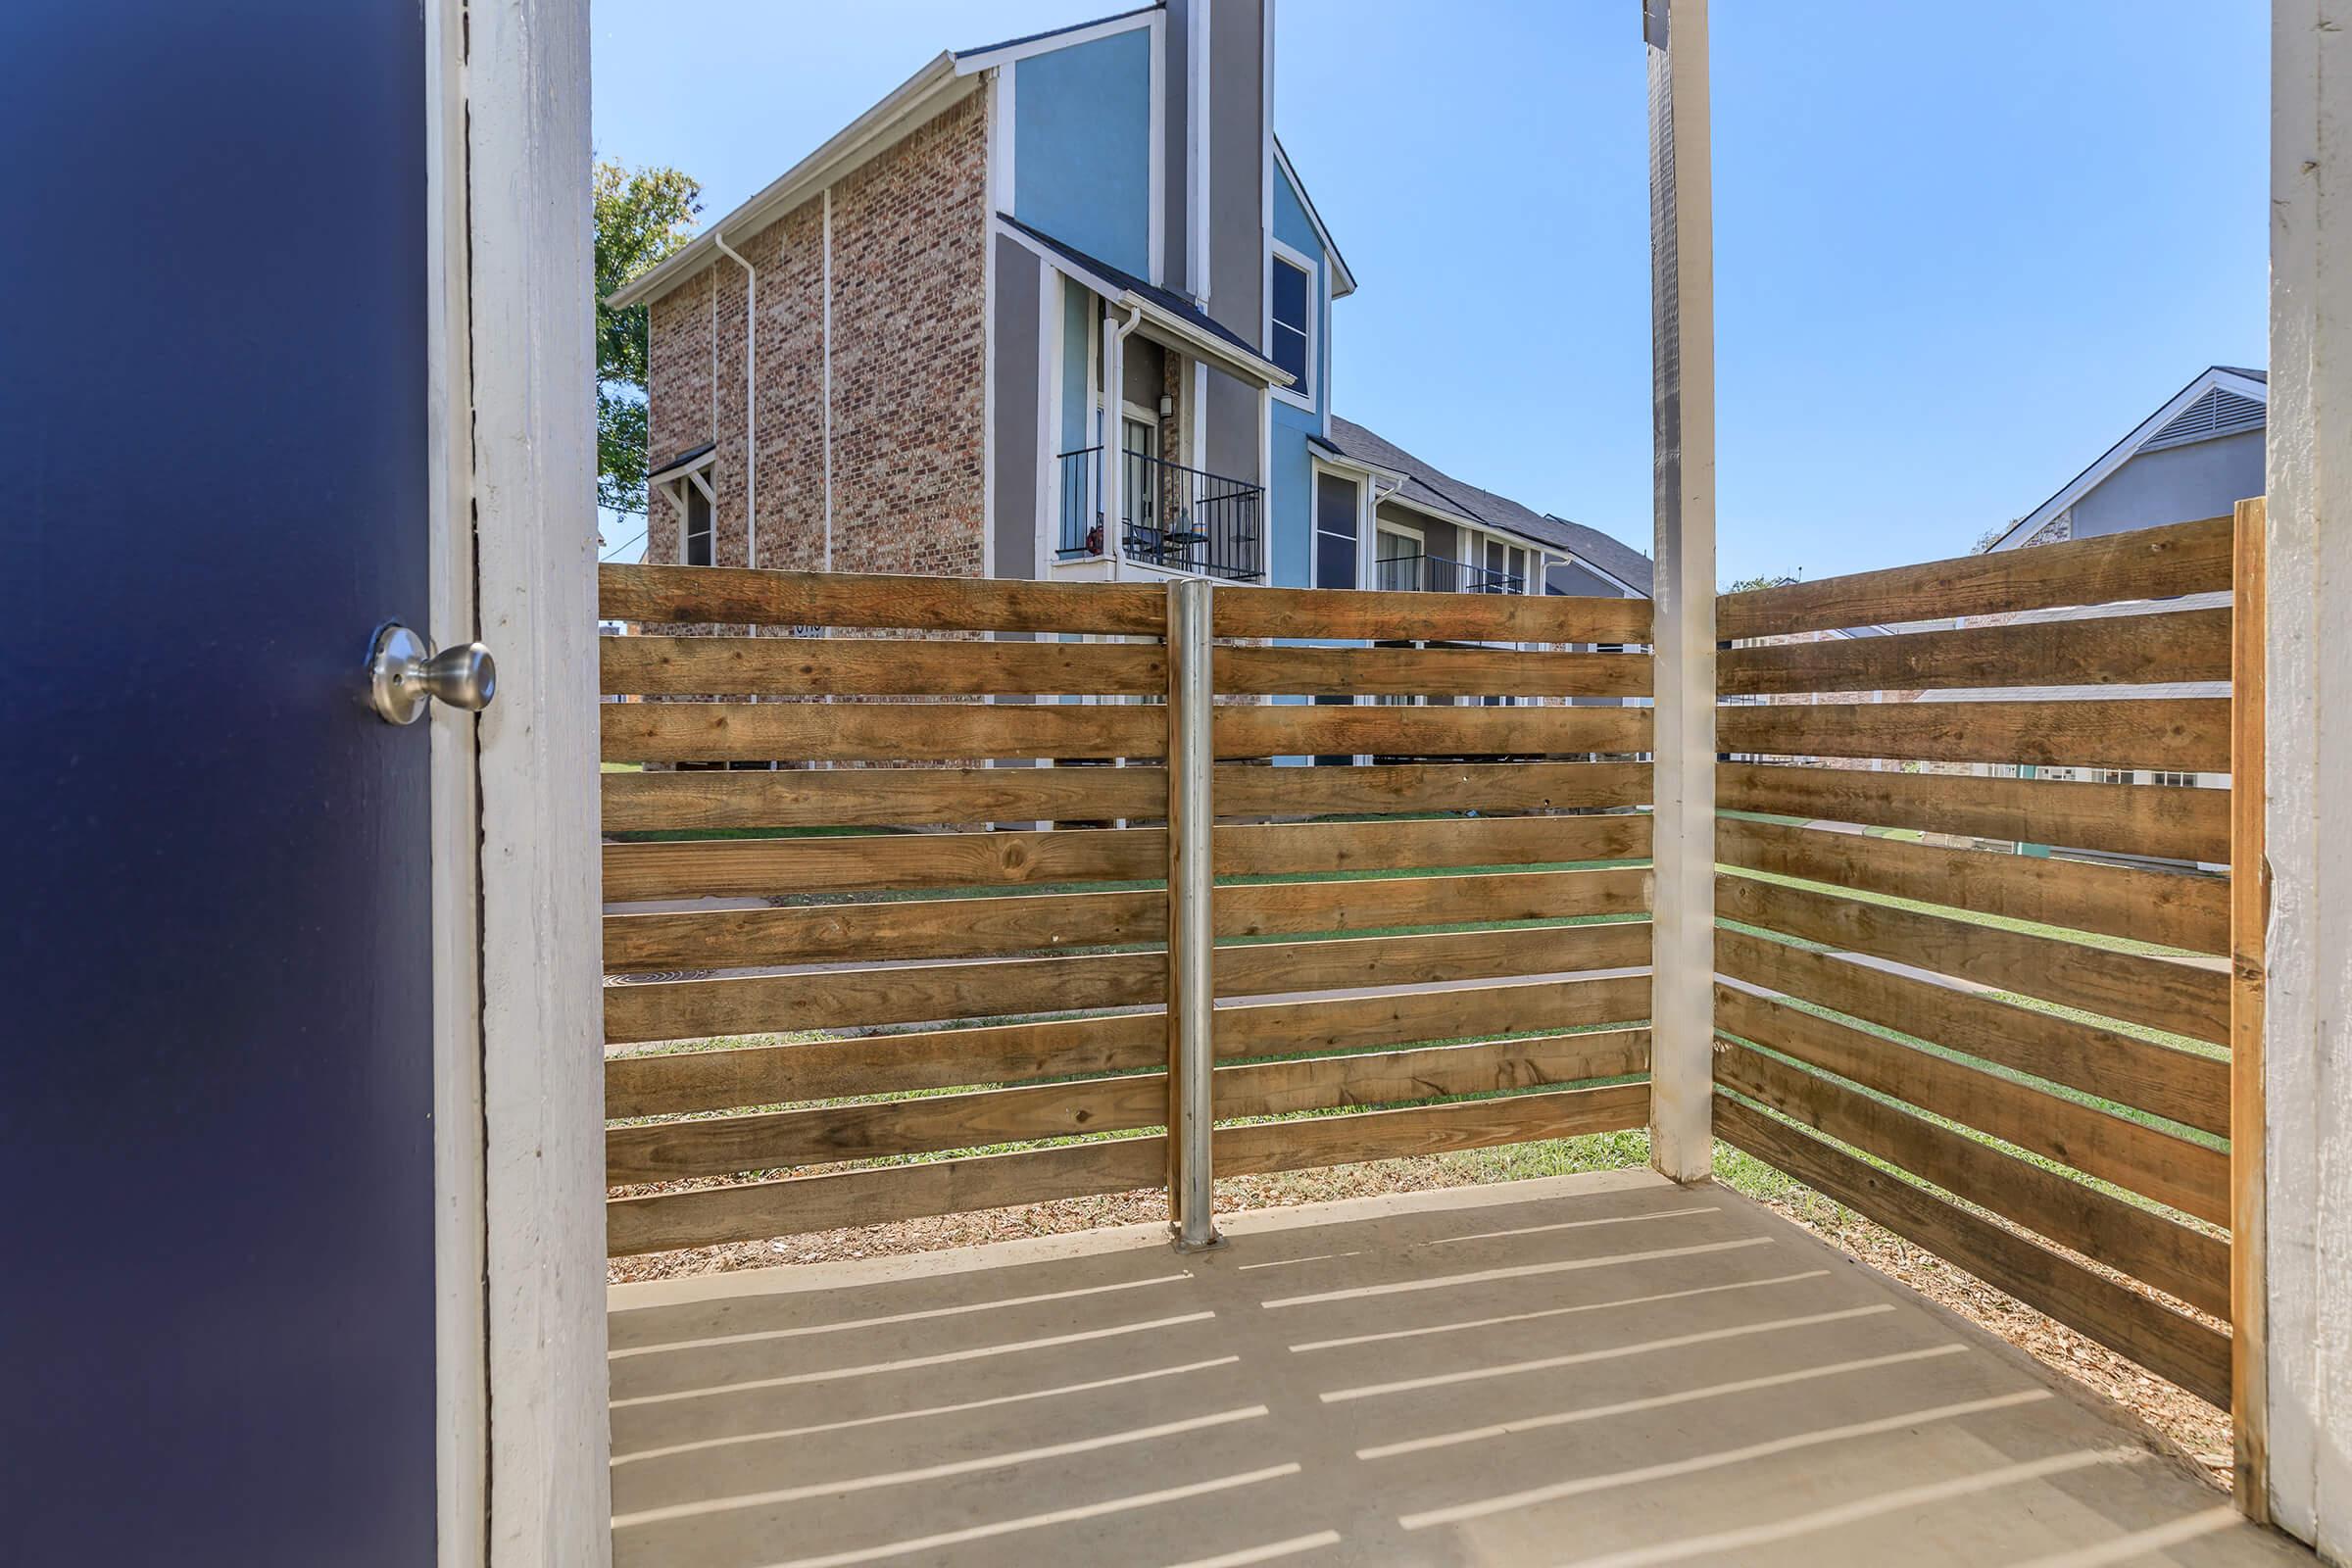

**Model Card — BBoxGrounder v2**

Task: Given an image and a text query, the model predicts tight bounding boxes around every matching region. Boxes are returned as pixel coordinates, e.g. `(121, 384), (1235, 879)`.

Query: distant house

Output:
(1928, 367), (2263, 864)
(606, 0), (1650, 615)
(1980, 366), (2264, 553)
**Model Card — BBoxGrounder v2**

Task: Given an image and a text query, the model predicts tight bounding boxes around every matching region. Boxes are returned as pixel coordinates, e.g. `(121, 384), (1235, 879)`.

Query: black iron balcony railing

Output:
(1373, 552), (1525, 595)
(1056, 445), (1264, 582)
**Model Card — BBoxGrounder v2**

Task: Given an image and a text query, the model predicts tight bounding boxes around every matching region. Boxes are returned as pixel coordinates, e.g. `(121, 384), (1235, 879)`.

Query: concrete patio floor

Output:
(607, 1168), (2307, 1568)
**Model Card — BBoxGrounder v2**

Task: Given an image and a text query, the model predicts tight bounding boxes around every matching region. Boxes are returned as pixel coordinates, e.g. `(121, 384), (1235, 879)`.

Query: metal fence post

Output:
(1166, 576), (1220, 1250)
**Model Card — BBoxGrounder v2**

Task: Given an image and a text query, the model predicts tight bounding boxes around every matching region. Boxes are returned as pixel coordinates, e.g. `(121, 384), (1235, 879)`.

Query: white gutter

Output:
(712, 230), (757, 566)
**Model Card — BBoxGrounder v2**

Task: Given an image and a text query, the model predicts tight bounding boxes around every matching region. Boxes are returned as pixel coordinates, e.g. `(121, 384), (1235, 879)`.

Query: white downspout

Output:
(1102, 302), (1142, 571)
(713, 230), (758, 567)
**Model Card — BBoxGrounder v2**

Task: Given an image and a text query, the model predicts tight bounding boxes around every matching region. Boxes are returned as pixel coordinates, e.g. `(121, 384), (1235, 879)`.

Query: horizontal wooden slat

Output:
(1217, 1083), (1650, 1175)
(1219, 813), (1652, 875)
(609, 699), (1663, 764)
(604, 825), (1163, 902)
(608, 1076), (1655, 1254)
(604, 867), (1650, 973)
(1714, 927), (2229, 1137)
(1216, 760), (1652, 817)
(604, 888), (1160, 972)
(602, 635), (1166, 697)
(607, 1030), (1651, 1182)
(1716, 1043), (2227, 1316)
(604, 812), (1652, 903)
(605, 921), (1652, 1043)
(603, 971), (1654, 1117)
(1714, 1097), (2230, 1406)
(1716, 873), (2230, 1046)
(602, 760), (1652, 834)
(600, 563), (1167, 635)
(1716, 816), (2229, 955)
(1216, 645), (1651, 699)
(1715, 762), (2230, 863)
(1719, 698), (2230, 773)
(1716, 985), (2228, 1224)
(1213, 704), (1651, 760)
(1719, 607), (2231, 697)
(1216, 587), (1652, 645)
(606, 1135), (1168, 1254)
(604, 701), (1165, 763)
(1715, 514), (2233, 640)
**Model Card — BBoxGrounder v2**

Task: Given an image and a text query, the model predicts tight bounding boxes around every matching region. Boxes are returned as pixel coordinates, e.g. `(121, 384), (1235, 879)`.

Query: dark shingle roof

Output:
(998, 213), (1264, 365)
(1323, 416), (1653, 595)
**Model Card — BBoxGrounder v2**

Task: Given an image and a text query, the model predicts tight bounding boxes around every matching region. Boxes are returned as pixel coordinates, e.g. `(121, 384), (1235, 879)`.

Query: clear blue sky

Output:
(593, 0), (2266, 584)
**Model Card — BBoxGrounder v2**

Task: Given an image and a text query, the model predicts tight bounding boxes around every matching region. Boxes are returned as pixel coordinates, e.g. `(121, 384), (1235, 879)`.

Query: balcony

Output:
(1057, 444), (1265, 582)
(1376, 551), (1526, 595)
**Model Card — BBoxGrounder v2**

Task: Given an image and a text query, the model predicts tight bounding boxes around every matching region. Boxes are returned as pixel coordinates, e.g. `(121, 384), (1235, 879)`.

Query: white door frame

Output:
(429, 0), (609, 1562)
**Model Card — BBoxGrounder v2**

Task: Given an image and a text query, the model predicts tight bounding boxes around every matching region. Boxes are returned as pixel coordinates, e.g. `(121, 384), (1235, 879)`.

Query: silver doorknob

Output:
(368, 621), (498, 725)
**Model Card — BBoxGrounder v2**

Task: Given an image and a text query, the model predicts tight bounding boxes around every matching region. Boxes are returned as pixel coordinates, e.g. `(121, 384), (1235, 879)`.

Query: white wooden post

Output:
(2261, 0), (2351, 1548)
(1643, 0), (1717, 1184)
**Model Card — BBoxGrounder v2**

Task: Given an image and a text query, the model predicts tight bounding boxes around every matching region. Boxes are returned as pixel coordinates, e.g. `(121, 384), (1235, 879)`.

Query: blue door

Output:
(1, 3), (440, 1560)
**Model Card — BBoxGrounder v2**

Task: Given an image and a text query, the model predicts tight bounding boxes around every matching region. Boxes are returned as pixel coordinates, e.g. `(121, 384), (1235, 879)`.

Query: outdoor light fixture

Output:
(1158, 394), (1174, 416)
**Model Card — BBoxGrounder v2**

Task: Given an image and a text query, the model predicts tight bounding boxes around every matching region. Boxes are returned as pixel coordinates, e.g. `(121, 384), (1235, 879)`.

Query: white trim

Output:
(821, 188), (835, 570)
(952, 7), (1158, 74)
(1037, 263), (1058, 581)
(1271, 136), (1356, 297)
(1189, 0), (1210, 304)
(993, 62), (1016, 222)
(1147, 11), (1165, 287)
(1259, 0), (1274, 361)
(424, 3), (485, 1561)
(1269, 238), (1317, 412)
(464, 0), (610, 1558)
(608, 55), (974, 308)
(1984, 367), (2270, 553)
(982, 74), (998, 580)
(1555, 548), (1648, 601)
(993, 218), (1294, 387)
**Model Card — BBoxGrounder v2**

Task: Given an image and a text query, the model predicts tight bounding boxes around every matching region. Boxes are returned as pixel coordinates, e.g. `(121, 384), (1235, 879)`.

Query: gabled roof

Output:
(1982, 366), (2268, 554)
(954, 4), (1159, 66)
(1323, 416), (1654, 596)
(999, 214), (1294, 388)
(606, 52), (972, 310)
(1272, 137), (1356, 299)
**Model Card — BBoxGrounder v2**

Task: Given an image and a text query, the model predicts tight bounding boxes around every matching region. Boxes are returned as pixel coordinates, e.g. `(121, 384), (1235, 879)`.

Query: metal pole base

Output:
(1168, 1221), (1225, 1254)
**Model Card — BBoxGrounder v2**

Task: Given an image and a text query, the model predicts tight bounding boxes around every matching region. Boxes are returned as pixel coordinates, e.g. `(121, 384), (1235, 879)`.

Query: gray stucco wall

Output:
(1546, 559), (1625, 600)
(2066, 430), (2264, 540)
(1163, 0), (1191, 294)
(992, 234), (1042, 579)
(1207, 0), (1263, 347)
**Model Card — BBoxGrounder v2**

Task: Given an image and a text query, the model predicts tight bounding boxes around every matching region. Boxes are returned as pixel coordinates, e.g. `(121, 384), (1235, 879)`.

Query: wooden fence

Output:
(1712, 510), (2245, 1407)
(597, 566), (1655, 1257)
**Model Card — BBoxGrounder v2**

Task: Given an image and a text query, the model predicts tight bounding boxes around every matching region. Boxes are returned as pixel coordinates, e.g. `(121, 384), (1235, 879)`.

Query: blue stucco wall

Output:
(1265, 163), (1332, 587)
(1014, 29), (1153, 278)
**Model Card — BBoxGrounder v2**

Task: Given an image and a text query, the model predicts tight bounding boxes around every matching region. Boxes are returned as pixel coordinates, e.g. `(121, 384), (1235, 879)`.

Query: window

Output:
(2153, 770), (2199, 788)
(1314, 471), (1359, 589)
(1375, 528), (1421, 591)
(683, 479), (713, 567)
(1270, 252), (1312, 399)
(2094, 768), (2132, 786)
(1121, 414), (1160, 534)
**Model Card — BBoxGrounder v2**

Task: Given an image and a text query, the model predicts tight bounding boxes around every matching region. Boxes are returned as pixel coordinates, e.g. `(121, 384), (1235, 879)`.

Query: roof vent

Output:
(2142, 386), (2266, 452)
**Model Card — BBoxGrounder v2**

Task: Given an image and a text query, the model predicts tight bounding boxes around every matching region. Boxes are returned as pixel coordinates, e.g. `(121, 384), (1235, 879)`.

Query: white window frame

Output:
(1269, 238), (1317, 412)
(659, 457), (719, 566)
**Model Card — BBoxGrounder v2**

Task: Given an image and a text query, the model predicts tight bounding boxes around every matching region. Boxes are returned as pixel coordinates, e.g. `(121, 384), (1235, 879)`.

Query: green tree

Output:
(1723, 572), (1798, 593)
(595, 159), (702, 516)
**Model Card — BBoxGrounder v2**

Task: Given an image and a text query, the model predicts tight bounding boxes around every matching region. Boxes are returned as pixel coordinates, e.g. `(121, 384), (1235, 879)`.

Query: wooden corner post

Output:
(1644, 0), (1718, 1182)
(2230, 494), (2268, 1520)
